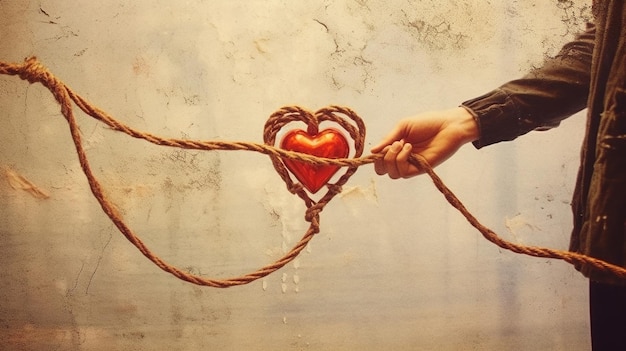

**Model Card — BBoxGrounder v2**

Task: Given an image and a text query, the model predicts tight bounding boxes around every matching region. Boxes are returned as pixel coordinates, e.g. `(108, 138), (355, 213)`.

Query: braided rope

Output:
(1, 56), (625, 287)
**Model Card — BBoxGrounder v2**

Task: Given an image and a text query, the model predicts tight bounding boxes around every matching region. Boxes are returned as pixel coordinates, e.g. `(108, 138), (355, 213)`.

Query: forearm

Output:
(463, 23), (595, 149)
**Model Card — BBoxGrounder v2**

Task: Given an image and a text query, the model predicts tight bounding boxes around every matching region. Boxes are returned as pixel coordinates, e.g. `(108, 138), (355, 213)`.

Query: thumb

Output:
(370, 126), (405, 154)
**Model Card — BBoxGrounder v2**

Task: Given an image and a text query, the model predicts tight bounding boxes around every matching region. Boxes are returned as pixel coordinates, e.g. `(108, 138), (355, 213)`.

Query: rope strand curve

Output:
(1, 56), (625, 287)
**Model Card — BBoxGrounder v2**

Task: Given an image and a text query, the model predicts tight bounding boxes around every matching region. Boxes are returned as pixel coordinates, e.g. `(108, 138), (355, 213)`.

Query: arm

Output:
(465, 23), (595, 149)
(371, 107), (478, 178)
(373, 23), (595, 178)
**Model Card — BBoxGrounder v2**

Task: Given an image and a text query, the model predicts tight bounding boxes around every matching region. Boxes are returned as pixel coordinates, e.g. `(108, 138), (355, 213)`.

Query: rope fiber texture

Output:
(1, 56), (625, 287)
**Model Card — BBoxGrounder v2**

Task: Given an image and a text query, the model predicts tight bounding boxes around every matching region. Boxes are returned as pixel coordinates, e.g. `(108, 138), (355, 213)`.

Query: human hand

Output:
(371, 107), (479, 178)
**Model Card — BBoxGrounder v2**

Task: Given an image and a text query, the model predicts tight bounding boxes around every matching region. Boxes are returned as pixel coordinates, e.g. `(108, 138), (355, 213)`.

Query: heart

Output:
(264, 106), (365, 212)
(280, 128), (349, 193)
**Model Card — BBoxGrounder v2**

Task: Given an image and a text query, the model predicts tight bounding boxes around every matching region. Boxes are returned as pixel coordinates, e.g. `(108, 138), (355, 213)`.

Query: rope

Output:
(1, 56), (625, 287)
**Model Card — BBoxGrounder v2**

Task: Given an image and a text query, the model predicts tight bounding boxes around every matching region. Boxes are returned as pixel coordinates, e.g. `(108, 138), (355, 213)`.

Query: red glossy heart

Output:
(280, 128), (350, 193)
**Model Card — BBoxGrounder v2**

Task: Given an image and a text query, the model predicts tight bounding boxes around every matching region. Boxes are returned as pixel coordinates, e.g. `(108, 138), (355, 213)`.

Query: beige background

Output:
(0, 1), (593, 350)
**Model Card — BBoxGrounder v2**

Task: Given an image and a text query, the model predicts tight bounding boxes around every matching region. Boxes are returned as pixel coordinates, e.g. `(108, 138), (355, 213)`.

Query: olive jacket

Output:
(461, 1), (625, 284)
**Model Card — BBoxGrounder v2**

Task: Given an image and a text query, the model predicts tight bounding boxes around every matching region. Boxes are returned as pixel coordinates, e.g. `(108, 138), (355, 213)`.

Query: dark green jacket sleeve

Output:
(461, 23), (596, 149)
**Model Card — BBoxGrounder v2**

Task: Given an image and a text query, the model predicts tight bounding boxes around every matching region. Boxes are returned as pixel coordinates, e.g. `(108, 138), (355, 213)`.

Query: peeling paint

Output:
(505, 213), (541, 244)
(4, 168), (50, 199)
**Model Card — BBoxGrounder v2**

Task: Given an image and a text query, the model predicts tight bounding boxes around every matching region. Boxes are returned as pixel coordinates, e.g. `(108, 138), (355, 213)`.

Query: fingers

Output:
(396, 143), (414, 176)
(374, 141), (416, 179)
(373, 145), (390, 175)
(384, 141), (404, 179)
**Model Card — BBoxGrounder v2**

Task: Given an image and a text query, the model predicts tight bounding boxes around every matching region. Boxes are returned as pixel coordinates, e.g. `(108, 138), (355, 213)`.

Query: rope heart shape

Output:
(263, 106), (366, 222)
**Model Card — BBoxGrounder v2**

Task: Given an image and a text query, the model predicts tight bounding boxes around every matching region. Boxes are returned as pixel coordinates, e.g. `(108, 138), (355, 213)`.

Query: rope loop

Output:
(1, 56), (625, 287)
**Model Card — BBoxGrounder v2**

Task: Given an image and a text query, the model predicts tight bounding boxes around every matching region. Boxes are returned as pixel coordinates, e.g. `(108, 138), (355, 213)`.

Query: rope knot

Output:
(305, 204), (323, 223)
(19, 57), (49, 85)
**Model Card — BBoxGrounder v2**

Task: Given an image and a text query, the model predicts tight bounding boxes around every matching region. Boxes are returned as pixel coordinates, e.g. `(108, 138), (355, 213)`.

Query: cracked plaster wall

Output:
(0, 1), (593, 350)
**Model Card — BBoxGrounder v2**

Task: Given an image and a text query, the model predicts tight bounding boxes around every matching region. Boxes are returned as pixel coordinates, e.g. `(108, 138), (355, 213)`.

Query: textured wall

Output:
(0, 1), (593, 350)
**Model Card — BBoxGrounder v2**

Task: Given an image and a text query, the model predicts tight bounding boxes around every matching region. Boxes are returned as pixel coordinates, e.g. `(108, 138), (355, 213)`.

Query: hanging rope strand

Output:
(1, 56), (625, 287)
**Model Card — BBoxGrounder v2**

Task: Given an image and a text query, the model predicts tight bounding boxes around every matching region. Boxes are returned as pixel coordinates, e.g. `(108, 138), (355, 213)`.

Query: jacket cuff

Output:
(461, 88), (521, 149)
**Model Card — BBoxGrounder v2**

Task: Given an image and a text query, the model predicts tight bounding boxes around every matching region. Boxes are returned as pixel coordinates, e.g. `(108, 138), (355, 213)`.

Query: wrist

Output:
(451, 106), (480, 144)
